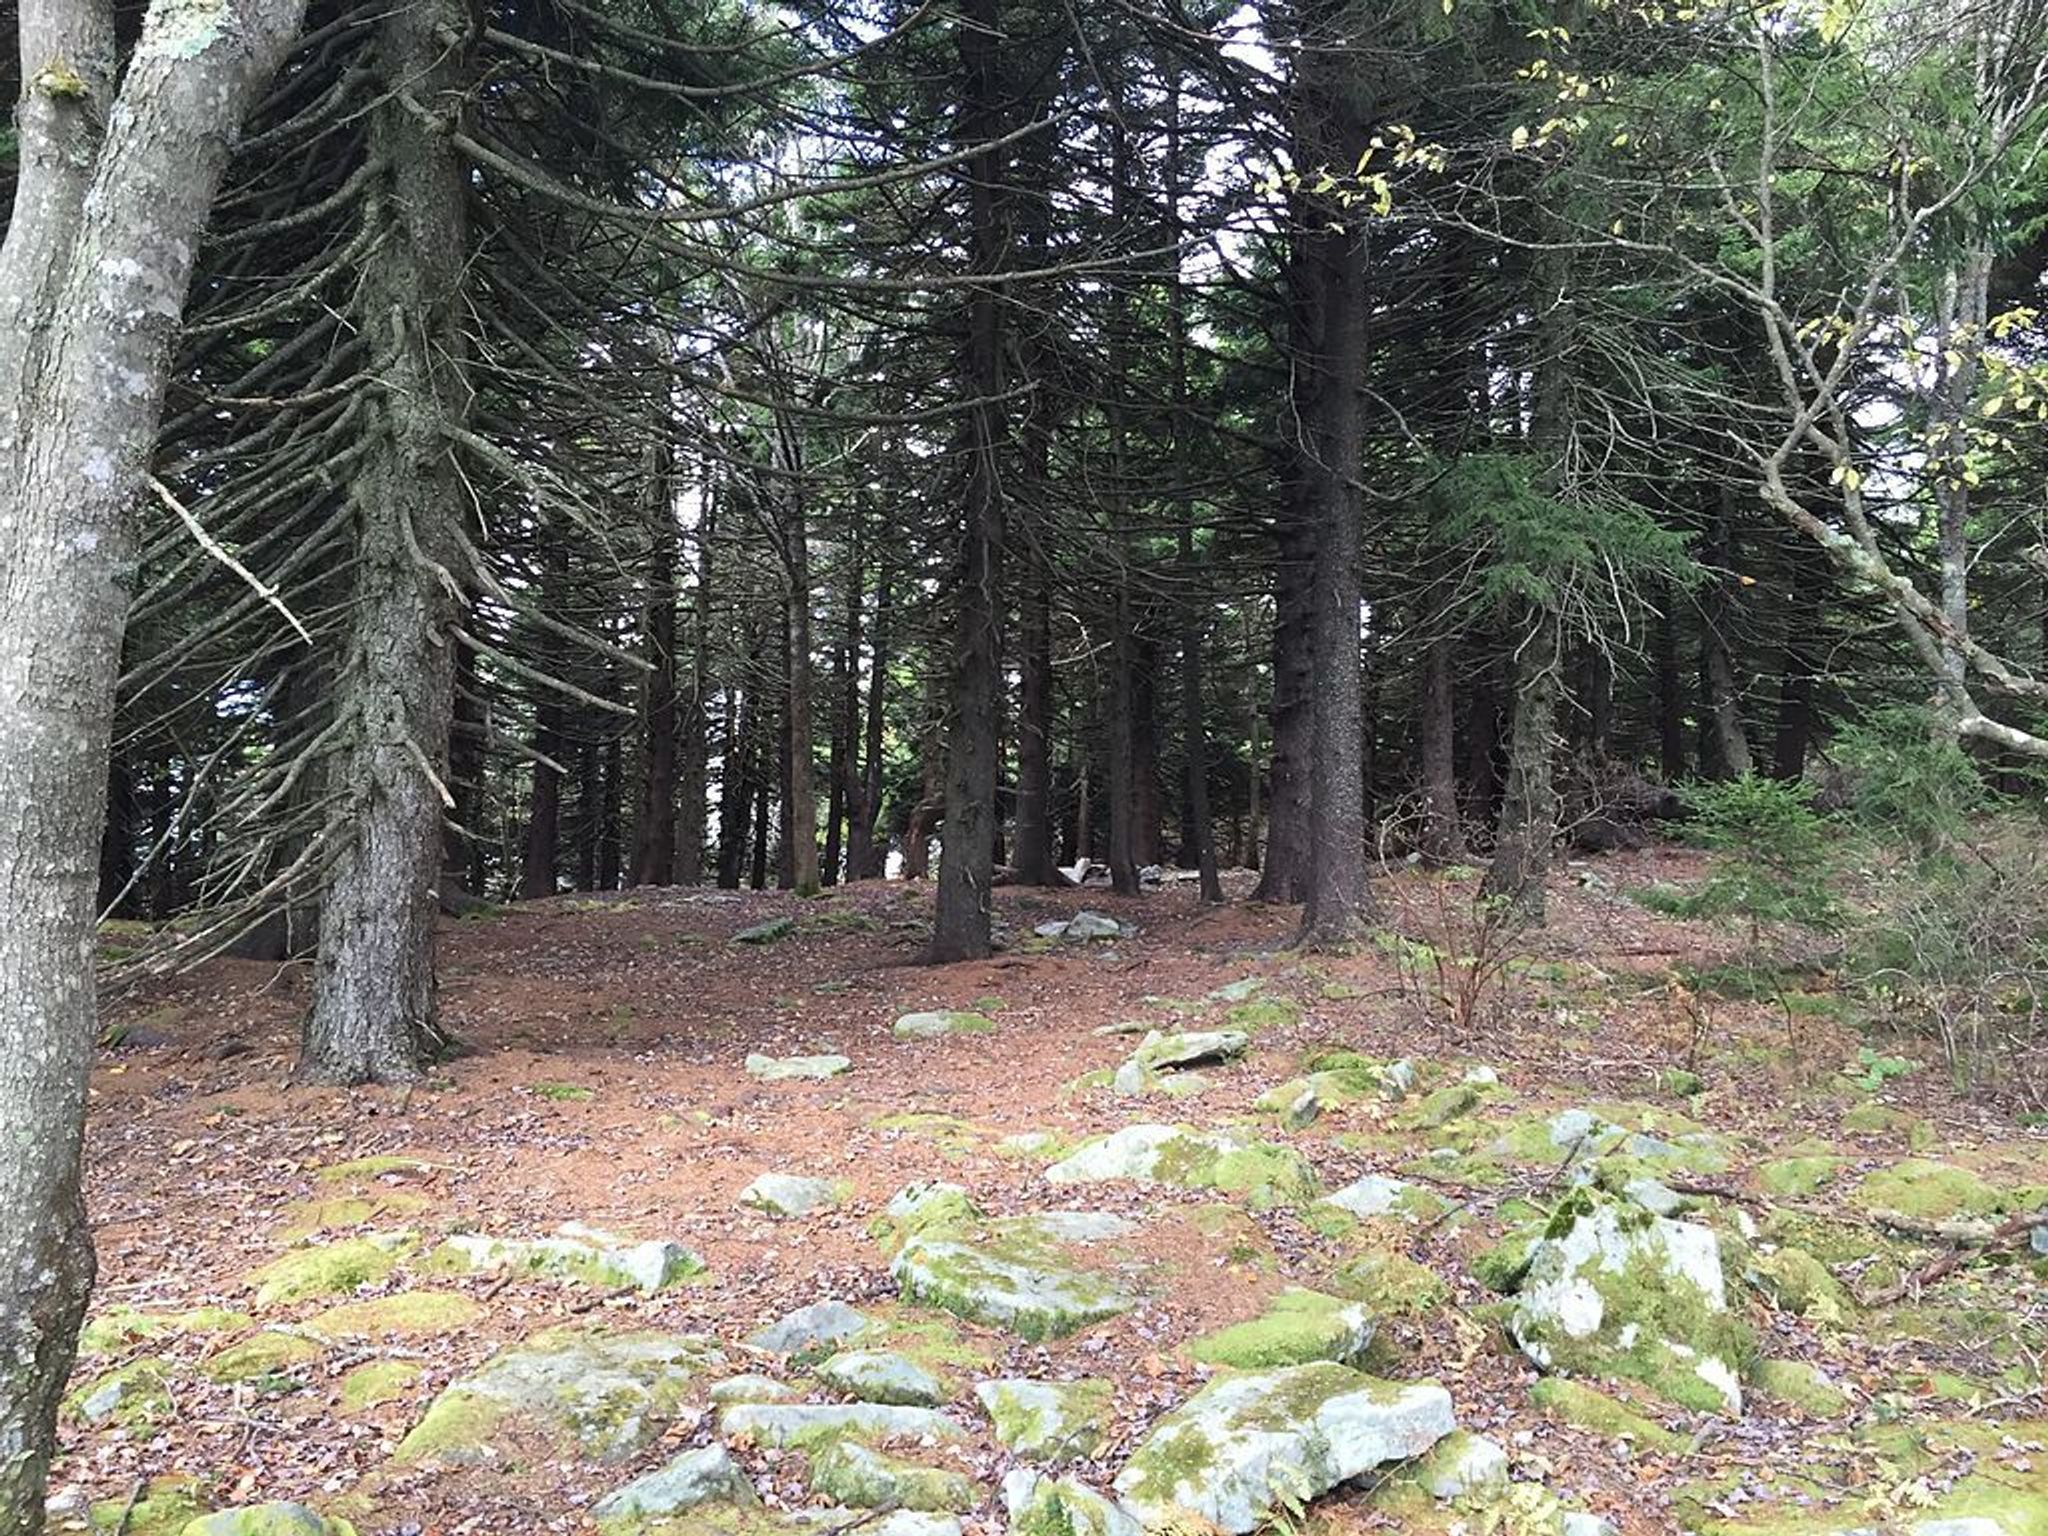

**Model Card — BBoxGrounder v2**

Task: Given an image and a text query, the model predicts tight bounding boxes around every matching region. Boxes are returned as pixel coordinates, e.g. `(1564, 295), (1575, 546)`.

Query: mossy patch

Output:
(306, 1290), (482, 1340)
(87, 1474), (207, 1536)
(1225, 997), (1301, 1032)
(204, 1329), (327, 1384)
(339, 1359), (425, 1414)
(80, 1304), (251, 1356)
(278, 1190), (434, 1240)
(314, 1155), (437, 1184)
(1750, 1357), (1849, 1417)
(245, 1235), (413, 1307)
(1851, 1159), (2004, 1223)
(532, 1081), (594, 1102)
(1529, 1377), (1689, 1452)
(890, 1218), (1135, 1341)
(1324, 1248), (1449, 1316)
(1757, 1156), (1849, 1199)
(975, 1377), (1113, 1463)
(67, 1358), (173, 1430)
(1187, 1288), (1376, 1369)
(807, 1440), (979, 1513)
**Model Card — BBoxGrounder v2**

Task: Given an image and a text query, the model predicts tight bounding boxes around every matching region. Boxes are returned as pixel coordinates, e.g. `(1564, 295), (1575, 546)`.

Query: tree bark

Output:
(300, 0), (472, 1084)
(1699, 491), (1754, 780)
(0, 0), (310, 1516)
(1417, 633), (1464, 863)
(1482, 609), (1563, 918)
(675, 471), (715, 885)
(1252, 512), (1312, 901)
(927, 0), (1008, 962)
(632, 445), (679, 887)
(847, 559), (892, 880)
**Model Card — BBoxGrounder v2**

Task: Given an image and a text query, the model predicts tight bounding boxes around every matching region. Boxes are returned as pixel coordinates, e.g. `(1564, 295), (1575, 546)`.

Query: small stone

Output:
(1416, 1430), (1510, 1500)
(747, 1300), (872, 1358)
(809, 1441), (979, 1514)
(1187, 1289), (1377, 1369)
(892, 1222), (1135, 1341)
(740, 1173), (849, 1218)
(745, 1052), (852, 1081)
(1002, 1470), (1140, 1536)
(431, 1225), (702, 1293)
(710, 1373), (797, 1405)
(816, 1349), (950, 1407)
(1319, 1174), (1446, 1223)
(178, 1505), (352, 1536)
(733, 917), (795, 943)
(244, 1234), (413, 1308)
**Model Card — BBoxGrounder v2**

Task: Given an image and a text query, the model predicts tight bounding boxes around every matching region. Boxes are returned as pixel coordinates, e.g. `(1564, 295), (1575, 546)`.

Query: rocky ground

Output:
(53, 848), (2048, 1536)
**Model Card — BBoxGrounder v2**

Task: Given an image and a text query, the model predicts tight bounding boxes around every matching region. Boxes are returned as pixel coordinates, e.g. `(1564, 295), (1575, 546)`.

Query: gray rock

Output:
(892, 1222), (1135, 1341)
(1113, 1030), (1250, 1095)
(734, 917), (795, 943)
(740, 1173), (848, 1218)
(976, 1377), (1114, 1463)
(745, 1052), (852, 1081)
(1003, 1471), (1142, 1536)
(715, 1400), (969, 1448)
(592, 1444), (757, 1526)
(746, 1300), (871, 1358)
(394, 1328), (723, 1466)
(1044, 1123), (1316, 1207)
(1113, 1362), (1456, 1534)
(180, 1506), (344, 1536)
(1036, 910), (1127, 942)
(1206, 978), (1266, 1003)
(809, 1440), (980, 1513)
(1416, 1429), (1510, 1500)
(816, 1348), (950, 1407)
(432, 1224), (702, 1293)
(893, 1010), (996, 1039)
(710, 1373), (797, 1405)
(1319, 1174), (1429, 1219)
(1562, 1517), (1620, 1536)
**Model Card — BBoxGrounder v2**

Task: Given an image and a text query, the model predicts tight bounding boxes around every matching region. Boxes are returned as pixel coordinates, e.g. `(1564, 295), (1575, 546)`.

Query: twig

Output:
(149, 476), (315, 645)
(1864, 1207), (2045, 1306)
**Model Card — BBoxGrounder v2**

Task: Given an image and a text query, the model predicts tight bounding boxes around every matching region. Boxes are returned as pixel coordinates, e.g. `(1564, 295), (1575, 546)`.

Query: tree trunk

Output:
(301, 0), (472, 1084)
(1252, 512), (1312, 901)
(0, 0), (310, 1516)
(1417, 633), (1464, 863)
(1655, 585), (1688, 781)
(777, 437), (821, 896)
(1012, 562), (1057, 885)
(927, 0), (1008, 962)
(675, 472), (715, 885)
(847, 560), (893, 880)
(1482, 609), (1562, 918)
(631, 444), (679, 887)
(716, 683), (751, 889)
(1699, 487), (1754, 779)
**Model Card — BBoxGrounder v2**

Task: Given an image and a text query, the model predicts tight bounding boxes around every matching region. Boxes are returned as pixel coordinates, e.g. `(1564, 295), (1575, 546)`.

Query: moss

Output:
(1750, 1358), (1848, 1417)
(339, 1359), (424, 1414)
(67, 1358), (173, 1430)
(1224, 997), (1301, 1032)
(533, 1081), (594, 1102)
(807, 1441), (979, 1514)
(1757, 1156), (1849, 1198)
(1840, 1102), (1915, 1134)
(1529, 1377), (1689, 1452)
(1470, 1223), (1545, 1293)
(278, 1191), (433, 1239)
(1323, 1248), (1449, 1316)
(246, 1236), (413, 1307)
(866, 1183), (982, 1252)
(1187, 1288), (1374, 1369)
(306, 1290), (482, 1340)
(1399, 1083), (1485, 1130)
(314, 1155), (435, 1184)
(890, 1224), (1133, 1341)
(204, 1329), (327, 1384)
(1749, 1247), (1852, 1324)
(80, 1304), (250, 1356)
(1139, 1131), (1319, 1210)
(87, 1475), (207, 1536)
(1852, 1158), (2004, 1222)
(179, 1503), (358, 1535)
(391, 1391), (509, 1465)
(977, 1378), (1113, 1462)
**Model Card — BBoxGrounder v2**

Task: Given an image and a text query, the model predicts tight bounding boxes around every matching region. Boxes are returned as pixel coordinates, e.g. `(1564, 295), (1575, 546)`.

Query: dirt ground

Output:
(55, 848), (2048, 1534)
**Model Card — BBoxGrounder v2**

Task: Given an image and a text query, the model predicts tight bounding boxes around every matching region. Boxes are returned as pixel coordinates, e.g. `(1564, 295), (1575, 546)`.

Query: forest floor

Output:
(52, 847), (2048, 1536)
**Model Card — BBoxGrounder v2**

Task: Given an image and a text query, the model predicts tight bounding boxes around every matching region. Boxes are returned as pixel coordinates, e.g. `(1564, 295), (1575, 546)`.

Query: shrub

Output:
(1677, 775), (1840, 948)
(1831, 707), (1984, 855)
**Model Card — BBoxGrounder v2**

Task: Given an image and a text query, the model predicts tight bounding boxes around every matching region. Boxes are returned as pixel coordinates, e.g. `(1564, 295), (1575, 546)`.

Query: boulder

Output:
(394, 1327), (722, 1466)
(1508, 1190), (1751, 1415)
(1318, 1174), (1449, 1224)
(179, 1506), (354, 1536)
(1187, 1289), (1377, 1370)
(975, 1378), (1114, 1463)
(715, 1400), (969, 1449)
(816, 1349), (950, 1407)
(1044, 1124), (1318, 1209)
(740, 1174), (850, 1219)
(430, 1224), (702, 1293)
(808, 1441), (980, 1513)
(1002, 1471), (1141, 1536)
(1113, 1362), (1456, 1533)
(593, 1444), (757, 1532)
(1113, 1030), (1250, 1095)
(745, 1053), (852, 1082)
(892, 1215), (1136, 1341)
(746, 1300), (872, 1358)
(893, 1010), (997, 1040)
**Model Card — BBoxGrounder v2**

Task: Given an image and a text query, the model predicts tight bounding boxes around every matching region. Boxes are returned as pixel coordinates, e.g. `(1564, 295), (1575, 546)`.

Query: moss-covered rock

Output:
(306, 1290), (481, 1340)
(1324, 1248), (1449, 1316)
(1852, 1159), (2004, 1224)
(339, 1359), (424, 1414)
(278, 1190), (434, 1240)
(974, 1378), (1113, 1464)
(740, 1173), (852, 1218)
(1530, 1377), (1688, 1452)
(745, 1300), (872, 1359)
(891, 1215), (1135, 1341)
(79, 1305), (250, 1356)
(67, 1358), (173, 1430)
(1749, 1247), (1853, 1324)
(1750, 1358), (1849, 1417)
(203, 1329), (327, 1384)
(1315, 1174), (1453, 1228)
(808, 1441), (979, 1513)
(1113, 1362), (1455, 1534)
(313, 1155), (436, 1184)
(87, 1475), (207, 1536)
(393, 1327), (724, 1466)
(426, 1223), (702, 1293)
(1044, 1123), (1318, 1209)
(715, 1400), (969, 1450)
(244, 1235), (414, 1308)
(1757, 1156), (1849, 1199)
(1224, 997), (1301, 1033)
(1509, 1189), (1753, 1416)
(892, 1010), (997, 1040)
(1000, 1471), (1139, 1536)
(1187, 1288), (1376, 1369)
(815, 1349), (950, 1407)
(591, 1444), (759, 1534)
(178, 1505), (356, 1536)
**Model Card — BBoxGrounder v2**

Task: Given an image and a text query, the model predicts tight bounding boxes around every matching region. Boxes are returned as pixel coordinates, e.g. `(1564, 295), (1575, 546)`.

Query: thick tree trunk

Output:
(632, 446), (679, 887)
(1699, 488), (1754, 779)
(927, 0), (1008, 962)
(1482, 609), (1562, 918)
(778, 444), (821, 896)
(1417, 633), (1464, 863)
(1252, 512), (1312, 901)
(0, 0), (310, 1516)
(301, 0), (472, 1084)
